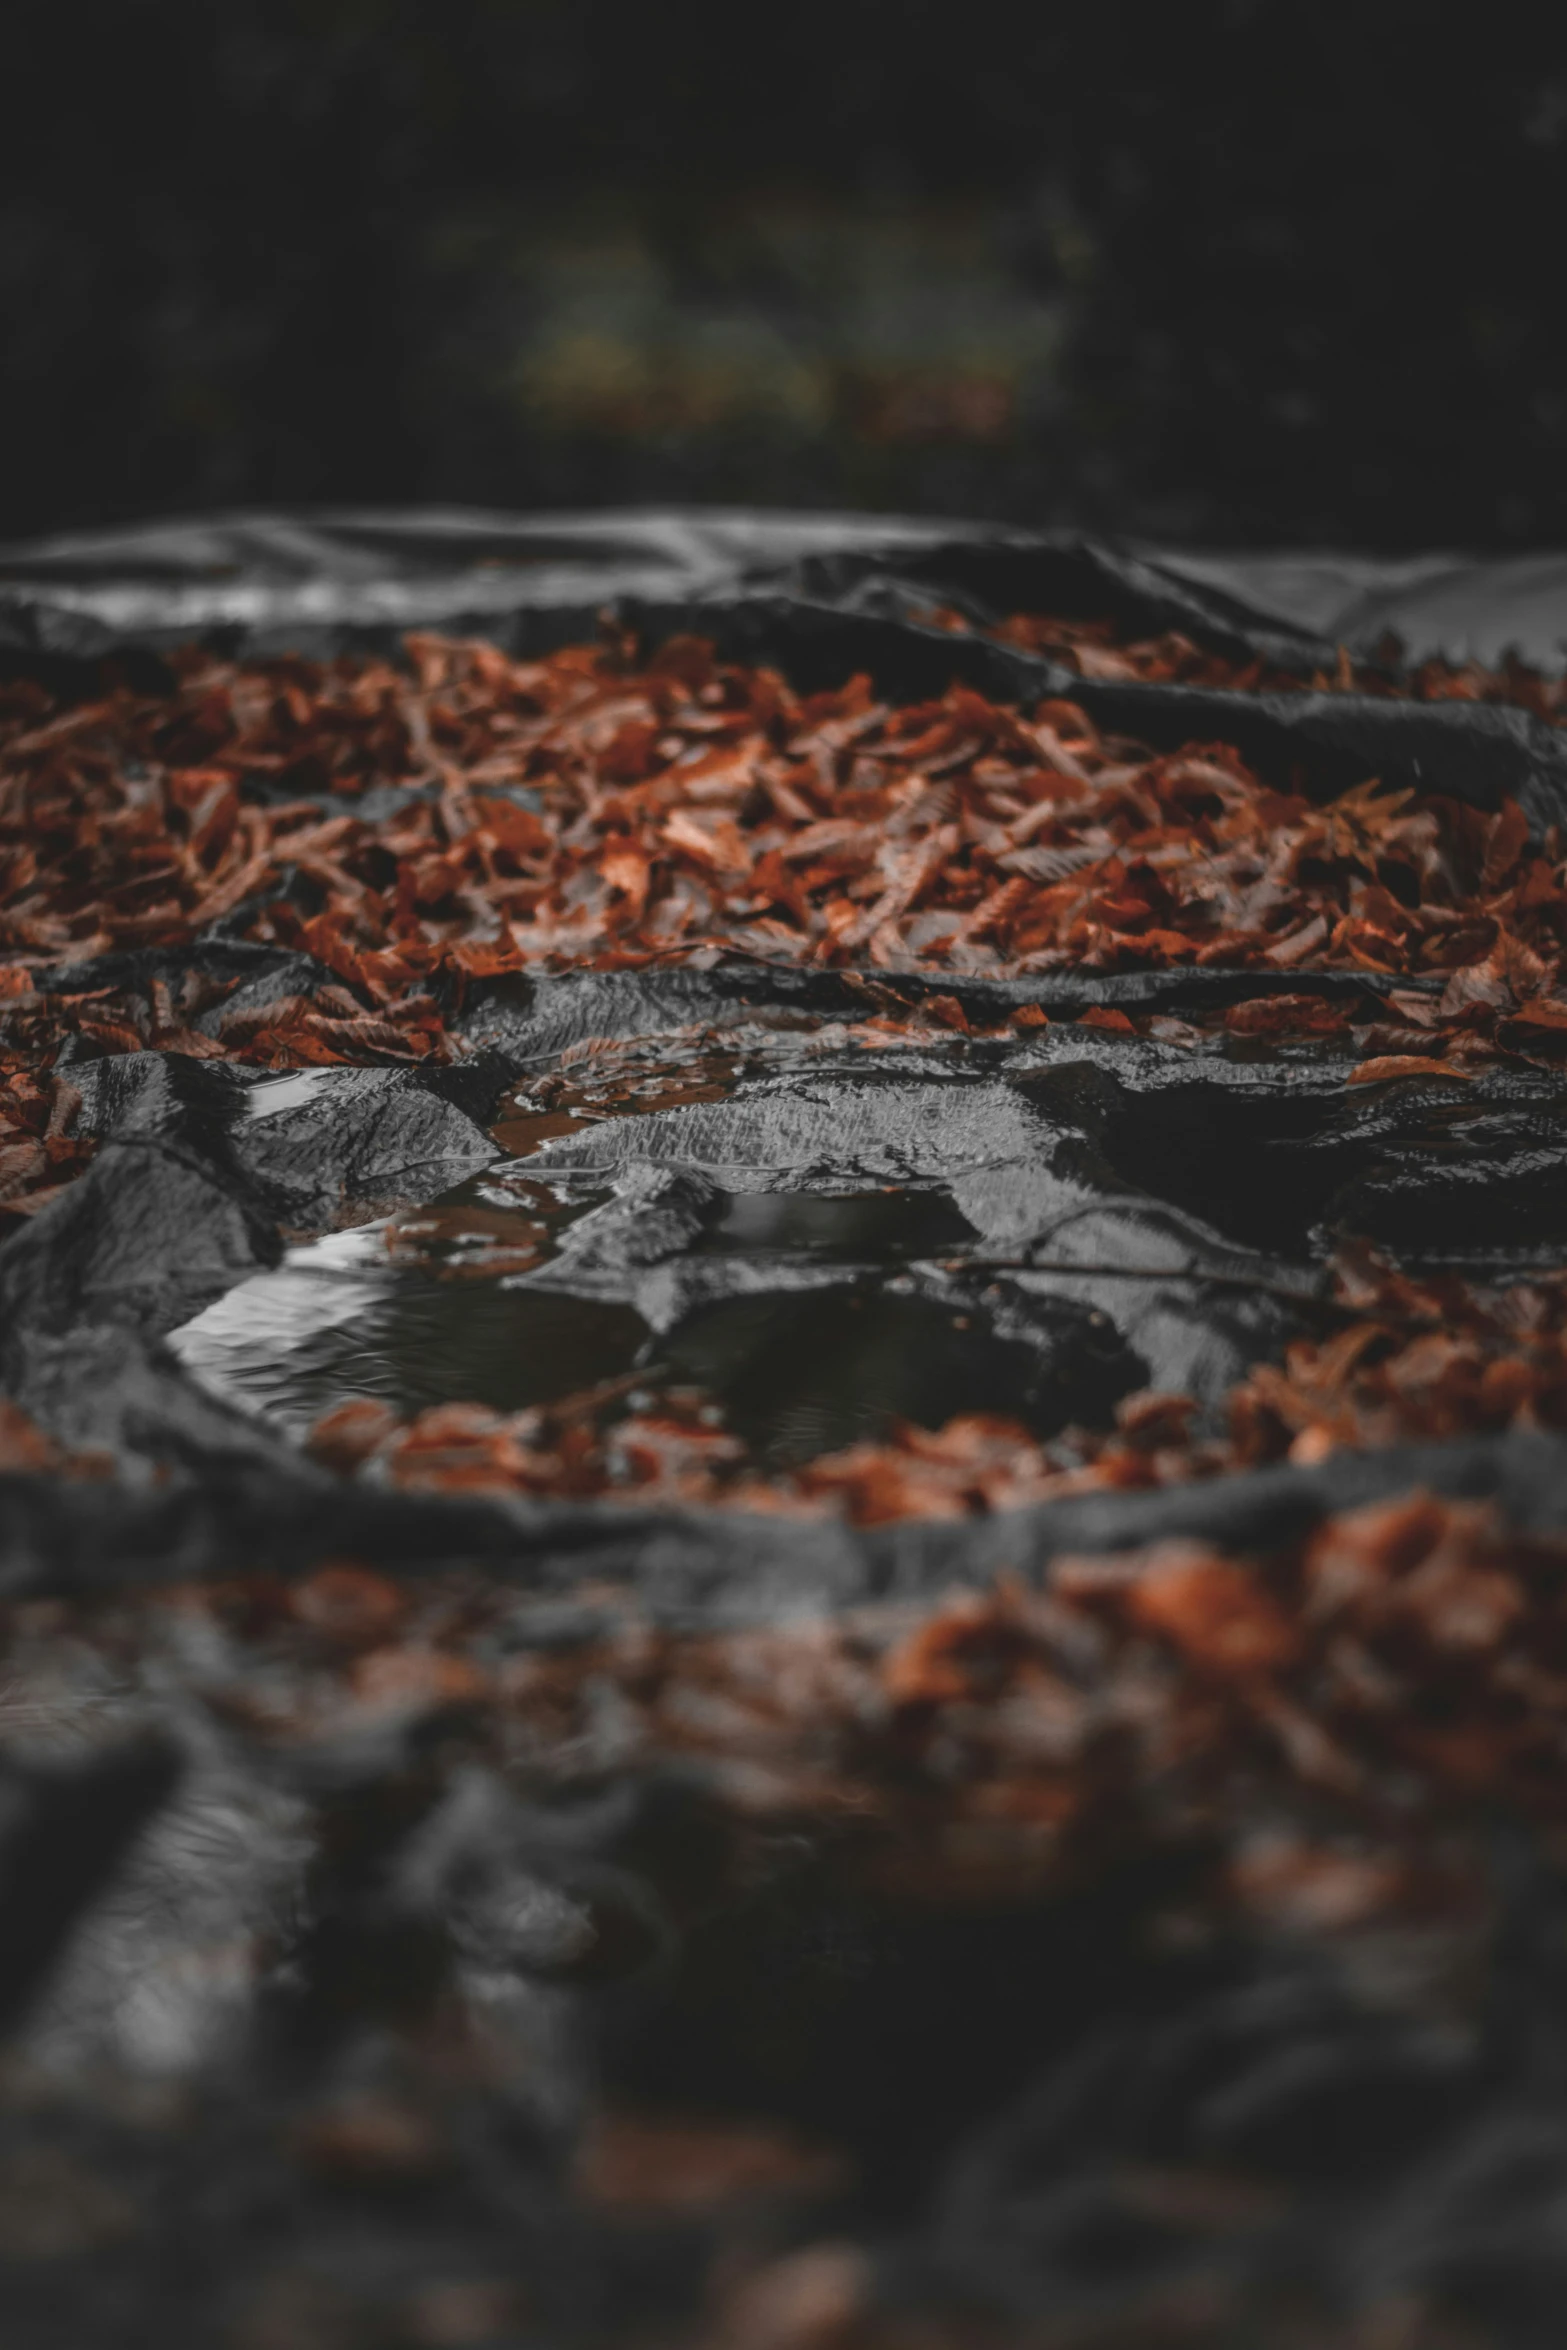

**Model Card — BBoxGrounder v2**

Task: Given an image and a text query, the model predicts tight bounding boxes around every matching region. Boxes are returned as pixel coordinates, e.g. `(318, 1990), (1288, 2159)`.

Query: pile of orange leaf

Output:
(35, 1491), (1564, 1919)
(4, 632), (1567, 1001)
(0, 1028), (95, 1216)
(497, 1489), (1567, 1866)
(927, 600), (1567, 722)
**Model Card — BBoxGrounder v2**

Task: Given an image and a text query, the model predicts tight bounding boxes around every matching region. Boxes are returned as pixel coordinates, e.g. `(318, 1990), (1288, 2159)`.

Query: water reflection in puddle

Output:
(173, 1255), (649, 1435)
(699, 1188), (972, 1261)
(170, 1178), (646, 1435)
(664, 1286), (1087, 1466)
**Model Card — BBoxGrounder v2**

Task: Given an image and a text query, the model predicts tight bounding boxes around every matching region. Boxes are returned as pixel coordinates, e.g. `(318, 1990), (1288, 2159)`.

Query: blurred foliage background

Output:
(6, 0), (1567, 546)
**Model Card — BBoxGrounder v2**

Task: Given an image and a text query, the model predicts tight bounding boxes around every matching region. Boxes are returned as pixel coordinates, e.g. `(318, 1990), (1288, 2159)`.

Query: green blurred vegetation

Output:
(5, 0), (1567, 544)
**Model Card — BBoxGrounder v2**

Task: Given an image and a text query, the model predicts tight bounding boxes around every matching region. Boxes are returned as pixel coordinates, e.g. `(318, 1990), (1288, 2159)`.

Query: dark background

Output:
(7, 0), (1566, 549)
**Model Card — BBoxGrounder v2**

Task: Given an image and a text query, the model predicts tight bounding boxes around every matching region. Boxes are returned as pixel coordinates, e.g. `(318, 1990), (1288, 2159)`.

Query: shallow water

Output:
(169, 1216), (651, 1435)
(662, 1284), (1092, 1466)
(167, 1168), (1060, 1455)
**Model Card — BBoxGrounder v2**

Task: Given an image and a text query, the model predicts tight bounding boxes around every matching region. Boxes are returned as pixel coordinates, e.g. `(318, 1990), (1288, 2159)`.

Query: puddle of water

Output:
(662, 1287), (1077, 1468)
(490, 1052), (745, 1159)
(167, 1025), (1099, 1456)
(169, 1153), (1014, 1459)
(171, 1223), (400, 1418)
(488, 1105), (601, 1157)
(172, 1252), (649, 1435)
(171, 1184), (646, 1435)
(384, 1175), (579, 1279)
(489, 1015), (988, 1158)
(699, 1187), (975, 1260)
